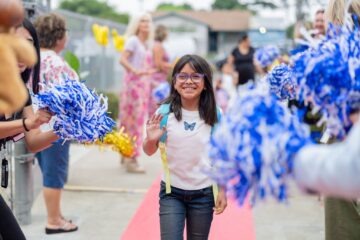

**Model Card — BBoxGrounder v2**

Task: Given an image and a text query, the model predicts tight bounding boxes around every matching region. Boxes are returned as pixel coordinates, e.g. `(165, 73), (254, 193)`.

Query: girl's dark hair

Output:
(20, 18), (40, 94)
(164, 54), (218, 126)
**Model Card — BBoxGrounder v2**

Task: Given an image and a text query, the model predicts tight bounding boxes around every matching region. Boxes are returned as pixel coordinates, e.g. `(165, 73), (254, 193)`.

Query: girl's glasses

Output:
(175, 73), (204, 83)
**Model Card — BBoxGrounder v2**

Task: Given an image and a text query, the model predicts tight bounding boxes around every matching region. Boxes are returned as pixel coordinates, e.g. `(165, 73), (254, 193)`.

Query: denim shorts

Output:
(37, 141), (70, 189)
(159, 181), (215, 240)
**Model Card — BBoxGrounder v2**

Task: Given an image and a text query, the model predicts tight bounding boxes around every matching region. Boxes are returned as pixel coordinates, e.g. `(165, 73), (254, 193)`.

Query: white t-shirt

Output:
(162, 108), (214, 190)
(124, 36), (148, 70)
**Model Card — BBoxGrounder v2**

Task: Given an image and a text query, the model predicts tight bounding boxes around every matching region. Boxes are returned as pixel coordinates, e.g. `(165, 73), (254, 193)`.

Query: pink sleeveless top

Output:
(150, 41), (170, 81)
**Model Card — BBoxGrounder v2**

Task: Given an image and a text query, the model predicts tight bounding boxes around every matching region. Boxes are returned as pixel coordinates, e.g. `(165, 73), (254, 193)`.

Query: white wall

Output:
(154, 15), (209, 57)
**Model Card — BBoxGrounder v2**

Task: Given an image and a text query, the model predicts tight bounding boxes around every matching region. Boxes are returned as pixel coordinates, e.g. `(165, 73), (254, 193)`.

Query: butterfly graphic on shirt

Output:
(184, 121), (196, 131)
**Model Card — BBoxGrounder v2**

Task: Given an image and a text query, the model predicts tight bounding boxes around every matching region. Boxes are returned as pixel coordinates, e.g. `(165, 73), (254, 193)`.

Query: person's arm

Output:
(22, 106), (59, 153)
(120, 50), (136, 73)
(143, 114), (166, 156)
(0, 119), (29, 139)
(294, 116), (360, 199)
(0, 104), (53, 139)
(214, 186), (227, 215)
(253, 58), (265, 75)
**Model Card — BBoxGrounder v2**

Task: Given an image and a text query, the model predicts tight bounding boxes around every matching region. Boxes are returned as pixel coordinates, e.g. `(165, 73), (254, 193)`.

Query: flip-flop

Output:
(45, 221), (78, 234)
(61, 215), (72, 223)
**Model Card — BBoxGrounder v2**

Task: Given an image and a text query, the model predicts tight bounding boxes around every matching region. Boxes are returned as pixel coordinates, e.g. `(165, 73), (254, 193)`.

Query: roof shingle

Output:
(152, 10), (251, 32)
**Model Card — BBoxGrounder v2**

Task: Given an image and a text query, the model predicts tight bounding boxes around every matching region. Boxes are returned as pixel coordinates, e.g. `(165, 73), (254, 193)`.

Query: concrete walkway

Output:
(19, 144), (324, 240)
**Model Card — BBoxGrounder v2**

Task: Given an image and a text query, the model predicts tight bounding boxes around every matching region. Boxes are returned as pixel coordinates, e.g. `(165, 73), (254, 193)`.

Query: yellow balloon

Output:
(111, 29), (118, 37)
(111, 29), (126, 51)
(92, 24), (100, 43)
(100, 26), (109, 46)
(92, 24), (109, 46)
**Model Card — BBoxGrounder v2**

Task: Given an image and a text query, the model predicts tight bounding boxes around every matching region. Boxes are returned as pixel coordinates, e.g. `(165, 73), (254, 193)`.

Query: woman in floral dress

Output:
(119, 13), (154, 173)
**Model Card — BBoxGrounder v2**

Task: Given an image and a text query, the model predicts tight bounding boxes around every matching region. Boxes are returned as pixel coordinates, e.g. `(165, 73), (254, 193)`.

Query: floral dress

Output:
(119, 36), (151, 157)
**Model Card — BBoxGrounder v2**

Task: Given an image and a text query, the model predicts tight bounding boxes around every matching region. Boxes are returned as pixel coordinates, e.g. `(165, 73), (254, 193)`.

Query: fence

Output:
(55, 9), (126, 93)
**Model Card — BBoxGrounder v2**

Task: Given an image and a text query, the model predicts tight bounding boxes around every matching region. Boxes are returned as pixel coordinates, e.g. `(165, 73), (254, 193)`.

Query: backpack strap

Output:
(211, 107), (222, 202)
(158, 103), (170, 143)
(158, 104), (171, 193)
(211, 107), (222, 135)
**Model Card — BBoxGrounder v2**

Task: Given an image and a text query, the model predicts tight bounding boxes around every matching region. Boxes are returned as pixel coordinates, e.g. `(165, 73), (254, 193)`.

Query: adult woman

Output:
(322, 2), (360, 240)
(148, 24), (171, 116)
(119, 13), (154, 173)
(228, 34), (255, 86)
(0, 19), (58, 240)
(34, 13), (78, 234)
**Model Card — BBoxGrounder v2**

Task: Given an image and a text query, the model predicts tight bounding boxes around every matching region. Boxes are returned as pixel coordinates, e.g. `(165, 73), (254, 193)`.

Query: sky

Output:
(51, 0), (327, 23)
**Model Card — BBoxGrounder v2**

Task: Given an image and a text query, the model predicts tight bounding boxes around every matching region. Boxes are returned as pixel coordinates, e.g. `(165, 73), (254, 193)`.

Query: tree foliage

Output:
(212, 0), (277, 10)
(156, 3), (193, 11)
(211, 0), (247, 10)
(59, 0), (129, 24)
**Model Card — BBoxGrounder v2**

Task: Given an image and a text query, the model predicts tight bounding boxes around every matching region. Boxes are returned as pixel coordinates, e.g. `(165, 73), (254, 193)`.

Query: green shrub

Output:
(101, 92), (119, 121)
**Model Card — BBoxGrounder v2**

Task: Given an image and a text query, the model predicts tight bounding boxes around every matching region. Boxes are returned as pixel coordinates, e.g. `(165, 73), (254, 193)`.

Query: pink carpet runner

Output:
(121, 178), (255, 240)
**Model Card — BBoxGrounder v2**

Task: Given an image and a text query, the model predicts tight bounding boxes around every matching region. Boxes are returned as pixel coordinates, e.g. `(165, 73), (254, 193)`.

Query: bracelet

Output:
(22, 118), (30, 132)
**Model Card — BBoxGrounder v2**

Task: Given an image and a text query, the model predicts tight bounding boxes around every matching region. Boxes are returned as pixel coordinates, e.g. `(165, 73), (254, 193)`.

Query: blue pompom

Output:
(152, 82), (170, 103)
(208, 84), (311, 206)
(266, 63), (297, 101)
(255, 45), (280, 68)
(33, 79), (115, 142)
(291, 20), (360, 138)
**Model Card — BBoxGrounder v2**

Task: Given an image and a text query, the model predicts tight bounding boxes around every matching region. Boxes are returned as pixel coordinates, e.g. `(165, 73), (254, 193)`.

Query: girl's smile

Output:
(175, 63), (204, 101)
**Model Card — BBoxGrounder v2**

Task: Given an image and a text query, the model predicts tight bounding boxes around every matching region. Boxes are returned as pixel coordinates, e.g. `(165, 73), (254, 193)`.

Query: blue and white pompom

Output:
(152, 82), (170, 103)
(33, 79), (115, 142)
(291, 20), (360, 138)
(208, 84), (311, 206)
(266, 63), (297, 101)
(255, 45), (280, 68)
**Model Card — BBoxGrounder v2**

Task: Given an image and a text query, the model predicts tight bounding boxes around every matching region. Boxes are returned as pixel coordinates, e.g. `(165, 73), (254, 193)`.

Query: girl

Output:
(143, 55), (227, 240)
(119, 12), (154, 173)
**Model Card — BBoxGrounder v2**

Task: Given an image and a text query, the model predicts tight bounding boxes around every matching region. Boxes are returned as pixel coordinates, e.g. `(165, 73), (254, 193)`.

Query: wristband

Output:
(22, 118), (30, 132)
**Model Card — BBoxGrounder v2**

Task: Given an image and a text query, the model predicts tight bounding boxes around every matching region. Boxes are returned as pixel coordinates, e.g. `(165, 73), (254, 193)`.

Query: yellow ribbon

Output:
(159, 142), (171, 194)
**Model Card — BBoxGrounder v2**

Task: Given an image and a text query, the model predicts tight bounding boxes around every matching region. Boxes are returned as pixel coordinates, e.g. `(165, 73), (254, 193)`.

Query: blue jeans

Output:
(159, 182), (214, 240)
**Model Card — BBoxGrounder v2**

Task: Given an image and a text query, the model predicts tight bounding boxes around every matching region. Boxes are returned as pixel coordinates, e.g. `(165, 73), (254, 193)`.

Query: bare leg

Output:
(43, 188), (77, 230)
(124, 157), (145, 173)
(43, 187), (62, 226)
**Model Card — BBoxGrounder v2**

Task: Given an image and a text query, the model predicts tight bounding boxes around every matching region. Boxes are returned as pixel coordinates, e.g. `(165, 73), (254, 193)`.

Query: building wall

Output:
(154, 16), (209, 57)
(216, 32), (245, 57)
(248, 30), (287, 48)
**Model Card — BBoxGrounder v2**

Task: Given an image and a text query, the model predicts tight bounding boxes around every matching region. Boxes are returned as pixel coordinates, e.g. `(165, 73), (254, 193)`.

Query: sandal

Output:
(45, 220), (78, 234)
(61, 215), (72, 223)
(125, 162), (146, 174)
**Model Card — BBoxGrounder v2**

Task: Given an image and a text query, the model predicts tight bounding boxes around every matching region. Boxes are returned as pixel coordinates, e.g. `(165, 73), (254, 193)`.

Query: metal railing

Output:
(55, 9), (126, 93)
